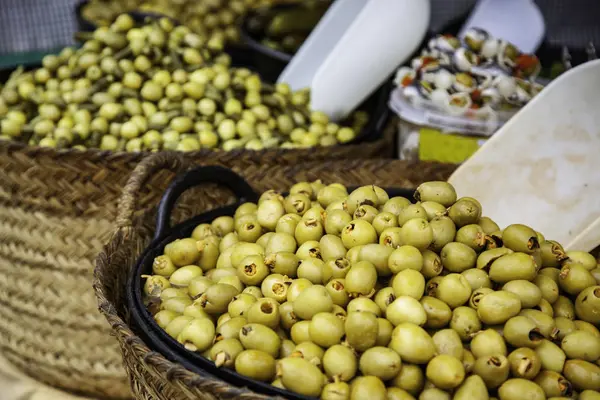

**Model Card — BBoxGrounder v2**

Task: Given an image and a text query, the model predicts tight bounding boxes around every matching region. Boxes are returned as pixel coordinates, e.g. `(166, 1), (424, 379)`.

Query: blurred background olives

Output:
(141, 180), (600, 399)
(0, 14), (367, 152)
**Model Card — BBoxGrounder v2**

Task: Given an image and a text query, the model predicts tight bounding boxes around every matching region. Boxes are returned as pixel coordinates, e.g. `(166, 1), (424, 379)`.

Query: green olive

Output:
(389, 322), (435, 364)
(160, 297), (192, 314)
(392, 268), (426, 300)
(503, 316), (544, 348)
(428, 216), (457, 252)
(554, 317), (577, 340)
(372, 212), (399, 235)
(432, 329), (464, 360)
(387, 387), (417, 400)
(235, 350), (276, 382)
(382, 197), (411, 216)
(461, 268), (492, 291)
(420, 201), (447, 221)
(477, 290), (522, 325)
(152, 255), (177, 276)
(227, 293), (256, 318)
(471, 329), (507, 358)
(552, 295), (575, 319)
(345, 261), (378, 297)
(380, 227), (403, 248)
(440, 242), (477, 272)
(209, 338), (244, 368)
(415, 181), (457, 207)
(498, 379), (546, 400)
(290, 320), (312, 344)
(452, 375), (488, 400)
(164, 315), (194, 339)
(564, 250), (597, 270)
(448, 197), (482, 227)
(298, 258), (326, 284)
(320, 234), (348, 261)
(143, 275), (171, 297)
(575, 320), (600, 337)
(322, 258), (351, 282)
(472, 355), (509, 389)
(388, 245), (424, 274)
(426, 354), (465, 390)
(562, 330), (600, 361)
(563, 359), (600, 391)
(386, 295), (427, 327)
(246, 298), (280, 330)
(264, 252), (300, 278)
(239, 323), (281, 358)
(296, 241), (323, 261)
(341, 219), (377, 249)
(354, 204), (379, 223)
(198, 283), (240, 315)
(455, 224), (487, 251)
(350, 376), (387, 400)
(373, 287), (395, 313)
(309, 312), (345, 348)
(385, 366), (421, 397)
(478, 217), (500, 234)
(539, 240), (567, 267)
(153, 310), (179, 330)
(295, 218), (325, 245)
(357, 244), (394, 276)
(376, 317), (393, 347)
(188, 276), (214, 299)
(435, 273), (472, 309)
(321, 382), (350, 400)
(534, 370), (573, 398)
(322, 344), (357, 382)
(265, 233), (297, 255)
(293, 284), (333, 320)
(580, 390), (600, 400)
(508, 347), (541, 379)
(418, 388), (451, 400)
(502, 280), (543, 308)
(400, 218), (433, 251)
(344, 299), (379, 319)
(558, 263), (596, 295)
(397, 204), (428, 226)
(422, 250), (443, 278)
(177, 318), (215, 352)
(421, 296), (453, 329)
(345, 186), (380, 215)
(575, 286), (600, 324)
(533, 274), (560, 304)
(276, 214), (302, 236)
(519, 309), (559, 339)
(261, 274), (291, 303)
(488, 252), (538, 283)
(358, 346), (402, 380)
(324, 209), (354, 236)
(345, 311), (378, 352)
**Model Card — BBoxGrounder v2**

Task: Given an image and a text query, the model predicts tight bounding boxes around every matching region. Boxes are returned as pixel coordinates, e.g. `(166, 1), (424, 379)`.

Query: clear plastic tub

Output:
(389, 86), (512, 163)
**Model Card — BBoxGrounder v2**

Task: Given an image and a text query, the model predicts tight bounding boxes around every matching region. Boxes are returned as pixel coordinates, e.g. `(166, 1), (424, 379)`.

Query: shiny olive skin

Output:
(359, 346), (402, 380)
(421, 296), (452, 329)
(345, 311), (378, 352)
(561, 330), (600, 362)
(321, 382), (351, 400)
(534, 370), (573, 398)
(574, 320), (600, 337)
(414, 181), (457, 207)
(322, 344), (357, 382)
(488, 253), (538, 283)
(473, 355), (510, 389)
(563, 359), (600, 391)
(389, 323), (435, 364)
(432, 329), (463, 360)
(471, 329), (507, 358)
(293, 285), (333, 320)
(277, 357), (325, 397)
(453, 375), (489, 400)
(477, 290), (522, 325)
(503, 315), (544, 348)
(309, 312), (345, 348)
(461, 268), (492, 291)
(235, 350), (276, 382)
(400, 218), (433, 251)
(559, 263), (596, 295)
(440, 242), (477, 273)
(502, 280), (542, 308)
(350, 376), (387, 400)
(421, 250), (443, 278)
(425, 354), (465, 390)
(435, 273), (472, 309)
(392, 268), (425, 300)
(450, 306), (481, 341)
(391, 363), (424, 395)
(533, 274), (560, 304)
(239, 323), (281, 358)
(508, 347), (541, 379)
(388, 245), (424, 273)
(564, 250), (597, 270)
(447, 197), (482, 227)
(387, 387), (417, 400)
(429, 216), (457, 252)
(535, 339), (566, 373)
(498, 379), (546, 400)
(575, 286), (600, 324)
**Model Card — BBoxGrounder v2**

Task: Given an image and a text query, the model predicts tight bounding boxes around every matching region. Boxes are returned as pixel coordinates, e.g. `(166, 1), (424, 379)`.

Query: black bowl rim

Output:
(127, 186), (417, 400)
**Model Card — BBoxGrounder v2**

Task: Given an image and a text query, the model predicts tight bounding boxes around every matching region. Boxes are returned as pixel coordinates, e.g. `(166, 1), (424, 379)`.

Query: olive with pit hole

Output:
(177, 318), (215, 352)
(575, 285), (600, 324)
(448, 197), (482, 227)
(559, 262), (596, 295)
(471, 329), (507, 358)
(341, 219), (377, 249)
(503, 316), (544, 348)
(502, 224), (540, 254)
(209, 338), (244, 368)
(422, 250), (443, 278)
(239, 323), (281, 358)
(386, 295), (427, 327)
(534, 370), (574, 398)
(262, 273), (292, 303)
(563, 359), (600, 391)
(508, 347), (541, 379)
(422, 296), (453, 329)
(473, 355), (509, 389)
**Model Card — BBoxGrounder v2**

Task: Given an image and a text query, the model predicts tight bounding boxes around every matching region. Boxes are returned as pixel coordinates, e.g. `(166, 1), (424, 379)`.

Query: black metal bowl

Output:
(126, 165), (417, 400)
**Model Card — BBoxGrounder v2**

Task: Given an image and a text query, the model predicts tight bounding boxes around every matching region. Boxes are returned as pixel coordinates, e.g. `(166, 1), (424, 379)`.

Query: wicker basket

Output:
(0, 121), (396, 399)
(93, 152), (456, 400)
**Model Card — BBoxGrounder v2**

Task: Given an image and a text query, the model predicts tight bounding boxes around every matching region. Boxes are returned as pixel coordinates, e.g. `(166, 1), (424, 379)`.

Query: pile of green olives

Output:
(81, 0), (297, 44)
(0, 15), (365, 152)
(142, 180), (600, 400)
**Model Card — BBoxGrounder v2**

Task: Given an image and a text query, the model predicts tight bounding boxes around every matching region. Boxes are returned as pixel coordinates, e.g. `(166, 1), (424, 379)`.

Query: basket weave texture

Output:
(94, 152), (456, 400)
(0, 122), (396, 399)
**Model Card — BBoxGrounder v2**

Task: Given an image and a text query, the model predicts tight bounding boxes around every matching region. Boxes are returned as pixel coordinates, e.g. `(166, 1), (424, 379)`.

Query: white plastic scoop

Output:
(448, 59), (600, 252)
(458, 0), (545, 54)
(278, 0), (431, 121)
